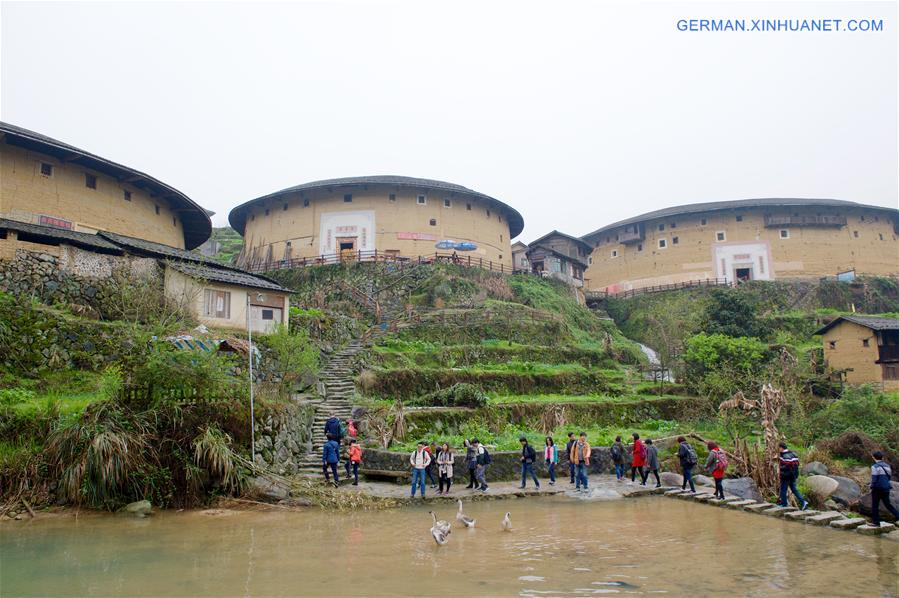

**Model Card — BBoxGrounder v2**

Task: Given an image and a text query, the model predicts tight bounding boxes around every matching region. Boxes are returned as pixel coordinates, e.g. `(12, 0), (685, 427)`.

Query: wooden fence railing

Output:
(586, 277), (733, 301)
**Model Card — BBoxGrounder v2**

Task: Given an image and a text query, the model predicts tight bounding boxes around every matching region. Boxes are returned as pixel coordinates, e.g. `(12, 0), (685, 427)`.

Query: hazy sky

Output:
(2, 1), (896, 241)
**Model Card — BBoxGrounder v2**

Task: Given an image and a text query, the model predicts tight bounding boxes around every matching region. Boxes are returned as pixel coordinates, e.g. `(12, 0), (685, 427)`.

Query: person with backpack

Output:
(436, 442), (454, 495)
(409, 441), (432, 499)
(322, 433), (340, 486)
(630, 433), (646, 483)
(677, 436), (698, 492)
(565, 432), (576, 484)
(425, 442), (438, 489)
(519, 437), (541, 489)
(777, 442), (809, 510)
(869, 450), (899, 526)
(570, 432), (591, 491)
(705, 441), (728, 499)
(642, 439), (661, 488)
(346, 438), (362, 485)
(473, 438), (490, 492)
(610, 436), (626, 481)
(544, 436), (558, 486)
(346, 418), (358, 439)
(324, 415), (343, 443)
(463, 438), (478, 489)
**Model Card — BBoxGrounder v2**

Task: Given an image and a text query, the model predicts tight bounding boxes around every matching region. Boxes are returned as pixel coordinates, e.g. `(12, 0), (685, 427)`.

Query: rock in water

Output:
(660, 472), (683, 487)
(826, 476), (861, 507)
(120, 500), (152, 517)
(801, 461), (829, 476)
(722, 477), (763, 502)
(858, 482), (899, 521)
(805, 475), (839, 500)
(693, 475), (714, 487)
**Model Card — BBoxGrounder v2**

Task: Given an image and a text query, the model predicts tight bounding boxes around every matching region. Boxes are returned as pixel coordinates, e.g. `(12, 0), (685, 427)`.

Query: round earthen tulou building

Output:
(229, 176), (524, 270)
(582, 198), (899, 293)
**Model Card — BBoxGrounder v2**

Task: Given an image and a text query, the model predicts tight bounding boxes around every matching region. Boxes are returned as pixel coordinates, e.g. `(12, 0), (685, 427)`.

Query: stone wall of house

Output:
(0, 246), (161, 315)
(253, 396), (317, 475)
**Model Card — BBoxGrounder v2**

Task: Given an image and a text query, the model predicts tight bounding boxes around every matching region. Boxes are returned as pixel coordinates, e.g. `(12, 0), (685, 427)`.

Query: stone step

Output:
(764, 506), (798, 517)
(745, 503), (777, 513)
(725, 500), (758, 509)
(856, 522), (896, 535)
(830, 518), (866, 530)
(785, 510), (821, 521)
(665, 489), (691, 497)
(805, 511), (844, 526)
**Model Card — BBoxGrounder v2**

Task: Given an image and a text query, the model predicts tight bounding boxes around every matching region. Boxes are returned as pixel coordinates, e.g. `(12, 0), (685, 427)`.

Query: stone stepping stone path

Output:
(655, 480), (891, 541)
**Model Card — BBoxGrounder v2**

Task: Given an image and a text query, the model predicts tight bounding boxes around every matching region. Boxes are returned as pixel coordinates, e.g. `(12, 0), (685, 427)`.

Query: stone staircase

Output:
(295, 340), (363, 475)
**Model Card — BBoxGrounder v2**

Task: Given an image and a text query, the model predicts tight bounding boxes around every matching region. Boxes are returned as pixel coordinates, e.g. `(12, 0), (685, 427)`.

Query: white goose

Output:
(430, 511), (451, 545)
(456, 500), (476, 528)
(501, 512), (513, 532)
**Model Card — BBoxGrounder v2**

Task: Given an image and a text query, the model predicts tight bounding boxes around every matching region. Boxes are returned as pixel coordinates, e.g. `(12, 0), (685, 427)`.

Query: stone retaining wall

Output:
(253, 397), (317, 475)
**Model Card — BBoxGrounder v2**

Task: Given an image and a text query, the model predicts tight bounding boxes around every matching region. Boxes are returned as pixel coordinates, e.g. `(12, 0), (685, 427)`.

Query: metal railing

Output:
(586, 277), (733, 301)
(245, 250), (518, 275)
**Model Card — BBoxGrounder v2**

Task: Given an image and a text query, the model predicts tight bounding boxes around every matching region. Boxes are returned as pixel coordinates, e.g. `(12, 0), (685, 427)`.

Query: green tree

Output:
(703, 288), (762, 338)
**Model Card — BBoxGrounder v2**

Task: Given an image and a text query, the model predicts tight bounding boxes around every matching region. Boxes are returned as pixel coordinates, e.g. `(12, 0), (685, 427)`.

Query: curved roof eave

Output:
(0, 121), (212, 249)
(580, 198), (899, 245)
(228, 175), (524, 239)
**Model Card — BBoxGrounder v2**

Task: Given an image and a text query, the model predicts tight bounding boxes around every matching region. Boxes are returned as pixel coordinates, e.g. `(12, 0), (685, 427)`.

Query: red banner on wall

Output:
(396, 232), (436, 241)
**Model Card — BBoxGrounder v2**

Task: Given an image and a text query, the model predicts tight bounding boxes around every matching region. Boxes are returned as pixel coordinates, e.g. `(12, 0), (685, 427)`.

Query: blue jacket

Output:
(322, 439), (340, 464)
(871, 460), (893, 490)
(324, 417), (342, 441)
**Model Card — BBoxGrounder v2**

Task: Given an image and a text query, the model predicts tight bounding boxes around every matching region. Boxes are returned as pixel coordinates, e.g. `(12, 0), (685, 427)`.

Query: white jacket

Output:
(410, 449), (432, 469)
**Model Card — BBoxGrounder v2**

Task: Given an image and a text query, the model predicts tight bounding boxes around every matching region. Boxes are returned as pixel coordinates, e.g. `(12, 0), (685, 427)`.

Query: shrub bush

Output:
(408, 383), (488, 409)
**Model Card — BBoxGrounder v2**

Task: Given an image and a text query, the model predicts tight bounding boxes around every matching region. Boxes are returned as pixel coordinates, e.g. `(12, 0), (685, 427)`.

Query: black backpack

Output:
(610, 443), (622, 461)
(481, 447), (492, 465)
(684, 443), (698, 466)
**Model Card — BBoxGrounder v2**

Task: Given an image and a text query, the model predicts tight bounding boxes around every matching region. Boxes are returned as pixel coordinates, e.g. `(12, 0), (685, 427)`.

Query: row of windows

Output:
(828, 338), (871, 349)
(249, 194), (504, 223)
(38, 161), (175, 226)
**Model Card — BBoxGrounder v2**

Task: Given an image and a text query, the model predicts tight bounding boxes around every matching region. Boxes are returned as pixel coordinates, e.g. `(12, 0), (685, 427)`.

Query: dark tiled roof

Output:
(0, 121), (211, 249)
(815, 315), (899, 335)
(527, 230), (592, 251)
(0, 218), (122, 253)
(167, 261), (289, 292)
(98, 230), (209, 263)
(228, 175), (525, 238)
(525, 243), (589, 268)
(581, 198), (899, 244)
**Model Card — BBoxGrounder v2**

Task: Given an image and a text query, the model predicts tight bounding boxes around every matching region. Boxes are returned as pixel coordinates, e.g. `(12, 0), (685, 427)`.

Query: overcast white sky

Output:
(1, 1), (896, 240)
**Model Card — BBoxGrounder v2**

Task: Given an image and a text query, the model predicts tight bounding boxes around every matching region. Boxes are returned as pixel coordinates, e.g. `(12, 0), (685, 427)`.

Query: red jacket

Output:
(348, 444), (363, 463)
(632, 440), (646, 467)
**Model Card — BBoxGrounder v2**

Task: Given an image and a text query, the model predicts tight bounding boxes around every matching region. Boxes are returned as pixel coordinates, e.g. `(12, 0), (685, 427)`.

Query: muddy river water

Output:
(1, 497), (896, 596)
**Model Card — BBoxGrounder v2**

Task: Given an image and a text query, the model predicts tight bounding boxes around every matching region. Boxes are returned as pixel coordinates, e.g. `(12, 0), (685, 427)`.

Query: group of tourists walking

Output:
(321, 415), (360, 486)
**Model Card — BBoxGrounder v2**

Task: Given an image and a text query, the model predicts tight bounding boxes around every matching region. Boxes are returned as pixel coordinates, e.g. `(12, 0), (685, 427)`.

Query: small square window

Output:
(85, 173), (97, 189)
(251, 214), (255, 221)
(155, 205), (160, 215)
(123, 190), (132, 201)
(700, 218), (707, 226)
(486, 209), (491, 218)
(670, 222), (676, 229)
(500, 234), (503, 242)
(879, 233), (884, 241)
(610, 250), (618, 258)
(444, 199), (452, 208)
(499, 254), (503, 260)
(262, 309), (274, 321)
(672, 236), (679, 245)
(863, 339), (870, 347)
(389, 194), (396, 203)
(736, 215), (743, 222)
(40, 162), (53, 176)
(853, 230), (859, 238)
(828, 341), (836, 349)
(716, 231), (726, 242)
(637, 243), (643, 251)
(173, 217), (177, 227)
(588, 256), (593, 265)
(343, 194), (352, 203)
(417, 195), (427, 205)
(429, 219), (437, 226)
(265, 208), (270, 216)
(658, 224), (664, 231)
(303, 198), (310, 207)
(658, 239), (667, 249)
(780, 229), (790, 239)
(466, 203), (472, 211)
(283, 203), (288, 211)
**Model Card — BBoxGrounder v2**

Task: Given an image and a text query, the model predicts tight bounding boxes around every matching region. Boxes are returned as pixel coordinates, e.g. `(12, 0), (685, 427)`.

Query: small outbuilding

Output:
(525, 230), (591, 287)
(815, 315), (899, 391)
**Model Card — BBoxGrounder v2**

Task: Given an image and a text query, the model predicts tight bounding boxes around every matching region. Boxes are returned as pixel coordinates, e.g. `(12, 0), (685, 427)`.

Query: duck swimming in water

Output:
(501, 512), (512, 531)
(430, 511), (451, 545)
(456, 500), (476, 528)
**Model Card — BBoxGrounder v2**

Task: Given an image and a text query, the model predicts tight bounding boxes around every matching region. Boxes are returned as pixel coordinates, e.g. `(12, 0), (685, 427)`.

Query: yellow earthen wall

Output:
(821, 320), (890, 388)
(584, 208), (898, 292)
(0, 142), (186, 248)
(240, 187), (514, 267)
